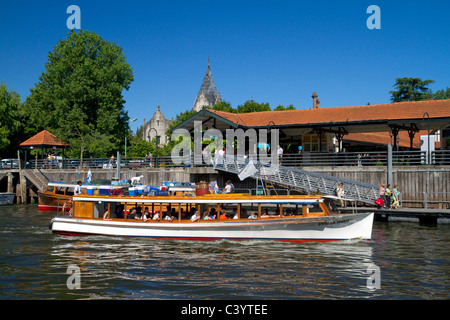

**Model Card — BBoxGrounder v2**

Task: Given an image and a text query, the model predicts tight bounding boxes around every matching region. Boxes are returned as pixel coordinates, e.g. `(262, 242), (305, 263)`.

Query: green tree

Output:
(0, 83), (22, 157)
(274, 104), (295, 111)
(212, 101), (236, 113)
(236, 100), (271, 113)
(430, 88), (450, 100)
(23, 30), (134, 158)
(389, 77), (434, 102)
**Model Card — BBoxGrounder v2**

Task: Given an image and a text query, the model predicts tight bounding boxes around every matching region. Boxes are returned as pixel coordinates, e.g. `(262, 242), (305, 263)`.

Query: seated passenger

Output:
(62, 199), (73, 215)
(127, 208), (141, 220)
(207, 210), (216, 220)
(103, 209), (112, 220)
(219, 211), (228, 220)
(201, 211), (216, 220)
(152, 210), (160, 220)
(114, 206), (124, 219)
(164, 211), (174, 222)
(248, 212), (257, 219)
(142, 207), (151, 221)
(261, 209), (270, 218)
(221, 181), (232, 194)
(190, 211), (199, 222)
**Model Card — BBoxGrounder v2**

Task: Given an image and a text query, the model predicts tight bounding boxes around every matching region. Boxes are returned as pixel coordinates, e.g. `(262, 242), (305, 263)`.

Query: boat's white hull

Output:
(50, 212), (374, 242)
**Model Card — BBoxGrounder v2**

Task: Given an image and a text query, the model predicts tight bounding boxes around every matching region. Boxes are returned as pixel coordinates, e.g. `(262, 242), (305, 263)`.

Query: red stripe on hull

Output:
(38, 205), (59, 211)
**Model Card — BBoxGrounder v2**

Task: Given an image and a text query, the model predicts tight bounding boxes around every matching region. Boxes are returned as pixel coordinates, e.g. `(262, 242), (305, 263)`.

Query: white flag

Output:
(86, 169), (92, 184)
(238, 159), (258, 181)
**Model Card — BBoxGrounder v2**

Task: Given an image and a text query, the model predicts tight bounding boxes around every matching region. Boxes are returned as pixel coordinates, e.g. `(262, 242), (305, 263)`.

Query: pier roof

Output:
(172, 99), (450, 134)
(20, 130), (68, 149)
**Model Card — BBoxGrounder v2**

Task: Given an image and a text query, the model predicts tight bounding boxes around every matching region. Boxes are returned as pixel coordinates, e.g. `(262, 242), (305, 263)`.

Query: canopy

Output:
(20, 130), (68, 149)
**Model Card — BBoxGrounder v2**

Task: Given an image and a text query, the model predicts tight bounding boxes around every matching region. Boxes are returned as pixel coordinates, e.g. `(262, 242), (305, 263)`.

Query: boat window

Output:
(307, 203), (324, 213)
(55, 187), (66, 195)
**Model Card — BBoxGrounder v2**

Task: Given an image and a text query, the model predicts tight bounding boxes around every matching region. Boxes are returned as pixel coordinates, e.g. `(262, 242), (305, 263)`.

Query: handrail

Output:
(2, 150), (450, 170)
(214, 155), (380, 205)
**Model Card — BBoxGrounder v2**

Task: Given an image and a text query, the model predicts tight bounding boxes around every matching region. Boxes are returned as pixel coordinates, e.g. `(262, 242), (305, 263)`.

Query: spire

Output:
(192, 59), (220, 112)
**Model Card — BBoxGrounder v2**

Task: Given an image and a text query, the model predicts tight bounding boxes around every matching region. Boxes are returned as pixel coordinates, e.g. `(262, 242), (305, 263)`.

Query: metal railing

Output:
(2, 150), (450, 170)
(280, 150), (450, 167)
(214, 156), (380, 205)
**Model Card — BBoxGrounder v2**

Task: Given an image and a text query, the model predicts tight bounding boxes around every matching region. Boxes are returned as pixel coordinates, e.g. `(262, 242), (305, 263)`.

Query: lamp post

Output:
(148, 128), (159, 168)
(423, 112), (430, 164)
(125, 118), (138, 158)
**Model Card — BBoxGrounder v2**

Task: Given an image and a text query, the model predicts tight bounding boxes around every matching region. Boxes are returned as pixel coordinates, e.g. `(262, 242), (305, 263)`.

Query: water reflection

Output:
(0, 204), (449, 299)
(46, 235), (377, 299)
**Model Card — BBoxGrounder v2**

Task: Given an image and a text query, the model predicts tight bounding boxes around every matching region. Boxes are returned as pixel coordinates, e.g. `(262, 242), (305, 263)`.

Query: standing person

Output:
(109, 154), (115, 168)
(277, 145), (283, 165)
(217, 148), (224, 164)
(336, 182), (345, 206)
(392, 185), (400, 209)
(209, 180), (217, 194)
(74, 181), (82, 195)
(379, 183), (386, 208)
(385, 184), (392, 209)
(145, 152), (152, 167)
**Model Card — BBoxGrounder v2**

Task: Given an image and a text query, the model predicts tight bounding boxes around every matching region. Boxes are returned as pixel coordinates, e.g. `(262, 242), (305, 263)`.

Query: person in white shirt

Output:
(277, 145), (283, 164)
(74, 181), (82, 195)
(190, 211), (199, 222)
(221, 181), (233, 194)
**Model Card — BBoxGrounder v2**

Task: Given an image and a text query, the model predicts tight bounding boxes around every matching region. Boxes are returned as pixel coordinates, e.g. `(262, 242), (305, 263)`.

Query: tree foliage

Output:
(274, 104), (295, 111)
(390, 77), (434, 102)
(23, 30), (134, 158)
(390, 77), (450, 102)
(0, 83), (22, 156)
(236, 100), (271, 113)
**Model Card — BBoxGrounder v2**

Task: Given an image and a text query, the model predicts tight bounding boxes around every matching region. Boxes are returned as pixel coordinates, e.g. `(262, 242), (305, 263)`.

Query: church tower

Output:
(192, 58), (221, 112)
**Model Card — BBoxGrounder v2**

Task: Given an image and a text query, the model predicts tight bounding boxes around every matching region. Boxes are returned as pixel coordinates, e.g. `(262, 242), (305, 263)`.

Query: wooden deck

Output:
(340, 206), (450, 224)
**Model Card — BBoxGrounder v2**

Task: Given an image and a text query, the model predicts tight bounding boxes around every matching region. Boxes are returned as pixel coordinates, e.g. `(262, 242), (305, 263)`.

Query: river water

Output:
(0, 204), (448, 300)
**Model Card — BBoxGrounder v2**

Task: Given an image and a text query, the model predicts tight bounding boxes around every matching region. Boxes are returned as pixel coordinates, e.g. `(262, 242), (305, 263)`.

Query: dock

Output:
(340, 207), (450, 224)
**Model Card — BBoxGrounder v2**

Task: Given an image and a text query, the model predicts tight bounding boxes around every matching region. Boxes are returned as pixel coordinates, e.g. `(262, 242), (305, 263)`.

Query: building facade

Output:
(143, 105), (172, 146)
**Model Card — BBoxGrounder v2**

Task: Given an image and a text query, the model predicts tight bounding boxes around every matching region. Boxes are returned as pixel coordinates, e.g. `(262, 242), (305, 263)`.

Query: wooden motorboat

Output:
(49, 193), (374, 242)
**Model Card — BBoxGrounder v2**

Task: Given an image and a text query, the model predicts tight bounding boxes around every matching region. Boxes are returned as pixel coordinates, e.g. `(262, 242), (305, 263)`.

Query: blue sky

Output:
(1, 0), (449, 133)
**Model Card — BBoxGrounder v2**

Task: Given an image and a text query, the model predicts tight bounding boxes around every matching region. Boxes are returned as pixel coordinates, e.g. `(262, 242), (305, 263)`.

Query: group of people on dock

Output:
(208, 180), (234, 194)
(378, 183), (400, 209)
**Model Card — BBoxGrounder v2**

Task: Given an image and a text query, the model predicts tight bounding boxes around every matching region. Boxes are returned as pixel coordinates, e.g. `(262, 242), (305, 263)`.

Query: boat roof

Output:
(73, 193), (323, 205)
(47, 182), (128, 188)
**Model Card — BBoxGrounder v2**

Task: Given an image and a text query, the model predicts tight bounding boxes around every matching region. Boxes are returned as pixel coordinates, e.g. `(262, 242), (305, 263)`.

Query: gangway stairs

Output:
(214, 156), (379, 205)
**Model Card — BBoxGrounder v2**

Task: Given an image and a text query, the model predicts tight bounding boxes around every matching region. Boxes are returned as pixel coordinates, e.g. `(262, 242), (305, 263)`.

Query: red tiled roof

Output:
(208, 99), (450, 127)
(20, 130), (68, 147)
